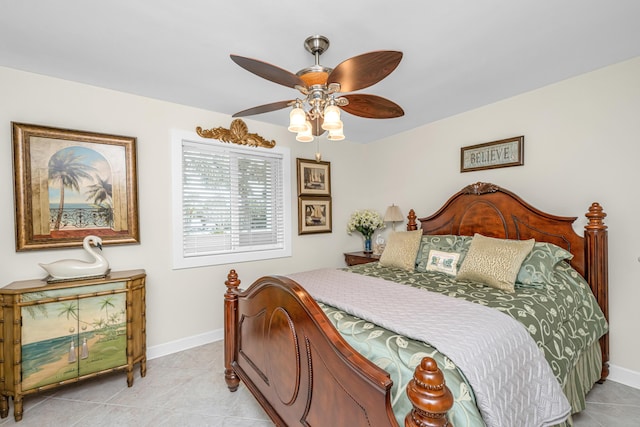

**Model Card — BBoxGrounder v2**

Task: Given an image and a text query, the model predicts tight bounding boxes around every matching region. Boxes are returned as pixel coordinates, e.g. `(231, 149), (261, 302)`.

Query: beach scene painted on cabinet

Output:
(20, 283), (127, 391)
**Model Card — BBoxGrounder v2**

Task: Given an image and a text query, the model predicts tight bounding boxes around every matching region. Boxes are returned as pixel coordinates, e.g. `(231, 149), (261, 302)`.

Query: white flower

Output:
(347, 209), (384, 238)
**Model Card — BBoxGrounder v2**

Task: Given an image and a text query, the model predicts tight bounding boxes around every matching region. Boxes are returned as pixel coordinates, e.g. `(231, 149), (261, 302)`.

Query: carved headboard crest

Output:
(462, 182), (500, 195)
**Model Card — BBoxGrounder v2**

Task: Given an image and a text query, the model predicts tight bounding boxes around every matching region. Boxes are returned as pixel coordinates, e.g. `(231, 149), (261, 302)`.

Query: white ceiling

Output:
(2, 1), (639, 143)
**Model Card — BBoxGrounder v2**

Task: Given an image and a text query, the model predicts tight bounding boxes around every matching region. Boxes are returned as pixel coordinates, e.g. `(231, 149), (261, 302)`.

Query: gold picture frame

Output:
(298, 197), (332, 235)
(297, 158), (331, 196)
(460, 136), (524, 172)
(12, 122), (140, 251)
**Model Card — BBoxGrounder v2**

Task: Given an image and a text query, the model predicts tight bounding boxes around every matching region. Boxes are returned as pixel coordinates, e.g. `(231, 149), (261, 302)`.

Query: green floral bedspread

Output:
(318, 261), (607, 426)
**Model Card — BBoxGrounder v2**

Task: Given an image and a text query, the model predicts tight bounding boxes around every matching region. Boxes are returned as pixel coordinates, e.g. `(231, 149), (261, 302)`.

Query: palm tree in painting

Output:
(85, 175), (114, 227)
(99, 296), (116, 321)
(109, 313), (120, 326)
(85, 175), (112, 205)
(48, 149), (95, 230)
(57, 302), (79, 321)
(57, 301), (91, 330)
(20, 292), (49, 319)
(92, 318), (106, 330)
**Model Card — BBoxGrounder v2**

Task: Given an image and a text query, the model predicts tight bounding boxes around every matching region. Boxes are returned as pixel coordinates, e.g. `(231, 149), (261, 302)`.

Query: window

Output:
(172, 130), (291, 269)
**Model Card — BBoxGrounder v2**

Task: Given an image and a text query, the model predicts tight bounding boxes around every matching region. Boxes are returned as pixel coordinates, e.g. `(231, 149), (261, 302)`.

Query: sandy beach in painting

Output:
(23, 335), (109, 390)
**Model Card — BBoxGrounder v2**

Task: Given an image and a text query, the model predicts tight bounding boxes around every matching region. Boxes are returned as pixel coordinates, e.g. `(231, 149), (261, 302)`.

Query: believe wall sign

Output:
(460, 136), (524, 172)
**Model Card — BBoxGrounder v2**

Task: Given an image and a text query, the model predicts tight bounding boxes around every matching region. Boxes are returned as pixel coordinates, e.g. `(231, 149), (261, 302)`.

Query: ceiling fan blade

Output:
(231, 55), (306, 89)
(232, 100), (294, 117)
(327, 51), (402, 92)
(341, 94), (405, 119)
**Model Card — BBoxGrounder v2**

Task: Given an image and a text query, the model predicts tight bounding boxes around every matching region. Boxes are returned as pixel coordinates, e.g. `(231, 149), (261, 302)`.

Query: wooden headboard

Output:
(406, 182), (609, 380)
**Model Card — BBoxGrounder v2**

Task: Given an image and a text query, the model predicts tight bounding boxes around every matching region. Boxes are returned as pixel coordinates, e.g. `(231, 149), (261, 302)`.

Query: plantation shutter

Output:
(181, 140), (285, 258)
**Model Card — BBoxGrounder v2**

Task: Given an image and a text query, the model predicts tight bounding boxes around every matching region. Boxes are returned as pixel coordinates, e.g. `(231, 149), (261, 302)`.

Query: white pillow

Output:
(425, 250), (461, 276)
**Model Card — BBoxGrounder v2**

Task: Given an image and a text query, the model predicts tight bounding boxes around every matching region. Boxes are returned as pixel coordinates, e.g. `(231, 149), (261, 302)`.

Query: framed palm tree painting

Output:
(12, 122), (140, 251)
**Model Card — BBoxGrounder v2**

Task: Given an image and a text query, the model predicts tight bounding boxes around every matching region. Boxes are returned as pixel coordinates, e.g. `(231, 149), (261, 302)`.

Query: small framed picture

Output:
(460, 136), (524, 172)
(298, 197), (332, 235)
(297, 158), (331, 196)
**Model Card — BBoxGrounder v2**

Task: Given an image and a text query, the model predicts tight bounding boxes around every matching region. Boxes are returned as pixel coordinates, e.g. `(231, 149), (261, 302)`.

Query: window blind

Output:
(181, 140), (285, 258)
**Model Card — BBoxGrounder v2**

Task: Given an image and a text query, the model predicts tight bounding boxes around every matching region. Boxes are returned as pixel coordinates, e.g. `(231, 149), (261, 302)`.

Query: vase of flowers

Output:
(347, 209), (384, 253)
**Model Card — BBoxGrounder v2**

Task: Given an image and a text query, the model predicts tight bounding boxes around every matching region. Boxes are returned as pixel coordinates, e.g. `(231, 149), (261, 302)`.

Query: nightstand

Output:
(344, 251), (380, 266)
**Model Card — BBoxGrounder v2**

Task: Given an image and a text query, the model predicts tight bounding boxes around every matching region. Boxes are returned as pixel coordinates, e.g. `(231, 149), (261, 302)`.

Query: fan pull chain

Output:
(315, 138), (322, 162)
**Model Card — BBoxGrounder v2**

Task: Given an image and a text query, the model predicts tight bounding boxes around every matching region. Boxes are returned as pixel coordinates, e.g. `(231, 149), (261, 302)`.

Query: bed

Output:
(223, 182), (609, 426)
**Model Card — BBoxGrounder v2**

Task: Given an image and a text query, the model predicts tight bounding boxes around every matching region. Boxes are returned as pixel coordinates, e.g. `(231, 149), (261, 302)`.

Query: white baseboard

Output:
(147, 328), (223, 360)
(608, 363), (640, 389)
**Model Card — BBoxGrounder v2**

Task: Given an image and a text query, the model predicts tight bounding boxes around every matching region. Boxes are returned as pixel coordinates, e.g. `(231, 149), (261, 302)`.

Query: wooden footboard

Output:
(224, 270), (454, 427)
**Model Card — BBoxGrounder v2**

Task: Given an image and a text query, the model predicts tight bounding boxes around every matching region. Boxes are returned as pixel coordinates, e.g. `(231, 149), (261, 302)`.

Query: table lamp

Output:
(384, 204), (403, 231)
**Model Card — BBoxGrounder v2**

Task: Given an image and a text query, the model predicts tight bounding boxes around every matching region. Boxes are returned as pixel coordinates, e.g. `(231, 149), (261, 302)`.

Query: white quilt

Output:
(287, 268), (571, 427)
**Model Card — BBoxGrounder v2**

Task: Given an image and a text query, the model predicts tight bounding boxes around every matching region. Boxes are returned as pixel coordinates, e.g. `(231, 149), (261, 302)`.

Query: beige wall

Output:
(367, 56), (640, 385)
(0, 66), (371, 356)
(1, 56), (639, 387)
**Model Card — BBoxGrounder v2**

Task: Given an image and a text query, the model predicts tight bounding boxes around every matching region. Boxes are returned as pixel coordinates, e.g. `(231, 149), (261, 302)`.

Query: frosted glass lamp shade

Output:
(321, 104), (341, 130)
(296, 121), (314, 142)
(288, 107), (307, 133)
(327, 121), (345, 140)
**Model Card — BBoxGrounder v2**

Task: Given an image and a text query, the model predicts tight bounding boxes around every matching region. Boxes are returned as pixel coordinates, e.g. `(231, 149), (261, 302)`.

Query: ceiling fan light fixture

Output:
(327, 124), (345, 141)
(288, 106), (307, 133)
(296, 121), (314, 142)
(321, 104), (341, 130)
(230, 35), (404, 141)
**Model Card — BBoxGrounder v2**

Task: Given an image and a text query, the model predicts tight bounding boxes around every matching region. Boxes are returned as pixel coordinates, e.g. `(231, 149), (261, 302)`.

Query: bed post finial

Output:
(407, 209), (418, 231)
(405, 357), (454, 427)
(224, 270), (241, 391)
(584, 203), (609, 382)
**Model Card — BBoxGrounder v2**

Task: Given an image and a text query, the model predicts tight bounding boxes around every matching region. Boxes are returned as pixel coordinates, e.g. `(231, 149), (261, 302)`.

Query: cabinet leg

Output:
(140, 357), (147, 378)
(127, 368), (134, 387)
(0, 395), (8, 418)
(13, 396), (23, 422)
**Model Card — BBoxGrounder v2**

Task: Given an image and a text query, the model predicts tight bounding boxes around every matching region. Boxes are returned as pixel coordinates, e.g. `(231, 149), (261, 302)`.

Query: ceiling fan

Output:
(230, 35), (404, 141)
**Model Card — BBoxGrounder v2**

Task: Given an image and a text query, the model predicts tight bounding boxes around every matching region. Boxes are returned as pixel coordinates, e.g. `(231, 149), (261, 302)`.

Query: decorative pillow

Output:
(379, 230), (423, 271)
(415, 235), (472, 272)
(425, 250), (461, 276)
(457, 234), (535, 293)
(515, 242), (574, 289)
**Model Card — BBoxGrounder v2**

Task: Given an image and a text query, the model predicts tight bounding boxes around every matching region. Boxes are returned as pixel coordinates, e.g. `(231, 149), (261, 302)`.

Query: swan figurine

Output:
(39, 235), (110, 280)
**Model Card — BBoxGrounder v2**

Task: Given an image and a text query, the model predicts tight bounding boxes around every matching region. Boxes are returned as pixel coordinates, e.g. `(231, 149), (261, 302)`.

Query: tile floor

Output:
(1, 340), (638, 426)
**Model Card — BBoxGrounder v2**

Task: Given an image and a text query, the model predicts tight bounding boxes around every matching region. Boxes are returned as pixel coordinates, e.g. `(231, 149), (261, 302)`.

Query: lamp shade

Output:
(288, 107), (307, 133)
(295, 121), (314, 142)
(384, 204), (403, 222)
(321, 104), (341, 130)
(327, 122), (345, 140)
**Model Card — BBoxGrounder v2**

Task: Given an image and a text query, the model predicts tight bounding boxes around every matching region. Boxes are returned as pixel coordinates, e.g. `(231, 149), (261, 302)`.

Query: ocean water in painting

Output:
(21, 332), (93, 377)
(49, 203), (95, 209)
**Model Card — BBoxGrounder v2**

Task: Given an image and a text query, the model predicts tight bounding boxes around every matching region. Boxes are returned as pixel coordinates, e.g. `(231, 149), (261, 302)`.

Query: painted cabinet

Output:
(0, 270), (146, 421)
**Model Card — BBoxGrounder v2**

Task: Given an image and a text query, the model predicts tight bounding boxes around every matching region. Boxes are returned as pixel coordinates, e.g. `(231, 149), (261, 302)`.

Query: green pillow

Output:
(415, 235), (472, 272)
(515, 242), (574, 289)
(457, 234), (534, 293)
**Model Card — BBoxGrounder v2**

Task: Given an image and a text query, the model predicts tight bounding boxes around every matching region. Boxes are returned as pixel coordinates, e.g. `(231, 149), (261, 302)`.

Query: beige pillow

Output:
(457, 234), (535, 293)
(379, 230), (423, 270)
